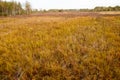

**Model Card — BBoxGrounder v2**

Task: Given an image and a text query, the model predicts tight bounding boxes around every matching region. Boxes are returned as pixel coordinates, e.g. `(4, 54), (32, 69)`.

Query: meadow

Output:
(0, 13), (120, 80)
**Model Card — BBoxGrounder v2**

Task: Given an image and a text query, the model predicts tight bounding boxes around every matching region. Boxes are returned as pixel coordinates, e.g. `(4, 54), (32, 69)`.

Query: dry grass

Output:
(0, 15), (120, 80)
(99, 11), (120, 15)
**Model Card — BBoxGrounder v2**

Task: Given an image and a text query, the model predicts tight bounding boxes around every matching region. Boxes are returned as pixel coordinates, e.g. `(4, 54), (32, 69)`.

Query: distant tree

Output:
(108, 6), (112, 11)
(32, 9), (38, 13)
(0, 0), (3, 15)
(94, 6), (120, 11)
(17, 2), (23, 15)
(115, 6), (120, 11)
(25, 1), (31, 14)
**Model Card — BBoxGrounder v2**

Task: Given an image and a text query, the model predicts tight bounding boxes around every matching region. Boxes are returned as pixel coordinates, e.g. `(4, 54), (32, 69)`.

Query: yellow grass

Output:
(0, 15), (120, 80)
(99, 11), (120, 14)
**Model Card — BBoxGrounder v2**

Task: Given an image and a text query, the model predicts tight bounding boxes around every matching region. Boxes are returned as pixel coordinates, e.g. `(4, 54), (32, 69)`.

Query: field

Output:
(0, 12), (120, 80)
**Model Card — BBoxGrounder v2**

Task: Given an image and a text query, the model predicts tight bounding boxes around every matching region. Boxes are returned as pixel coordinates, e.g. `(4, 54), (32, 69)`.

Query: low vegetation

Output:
(0, 15), (120, 80)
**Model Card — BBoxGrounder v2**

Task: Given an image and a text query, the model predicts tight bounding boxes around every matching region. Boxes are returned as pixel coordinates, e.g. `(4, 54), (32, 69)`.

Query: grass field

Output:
(0, 13), (120, 80)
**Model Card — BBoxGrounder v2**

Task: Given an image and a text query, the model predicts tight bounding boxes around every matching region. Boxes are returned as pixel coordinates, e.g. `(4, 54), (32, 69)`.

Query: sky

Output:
(5, 0), (120, 10)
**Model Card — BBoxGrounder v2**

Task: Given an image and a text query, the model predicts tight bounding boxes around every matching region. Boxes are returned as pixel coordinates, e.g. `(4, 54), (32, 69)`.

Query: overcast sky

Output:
(5, 0), (120, 10)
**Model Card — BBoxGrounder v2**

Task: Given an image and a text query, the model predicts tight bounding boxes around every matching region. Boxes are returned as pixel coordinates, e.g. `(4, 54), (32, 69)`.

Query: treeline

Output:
(94, 6), (120, 11)
(47, 6), (120, 12)
(0, 0), (31, 16)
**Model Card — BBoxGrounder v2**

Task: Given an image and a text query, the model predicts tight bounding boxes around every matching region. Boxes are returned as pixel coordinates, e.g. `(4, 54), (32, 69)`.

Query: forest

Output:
(0, 0), (31, 16)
